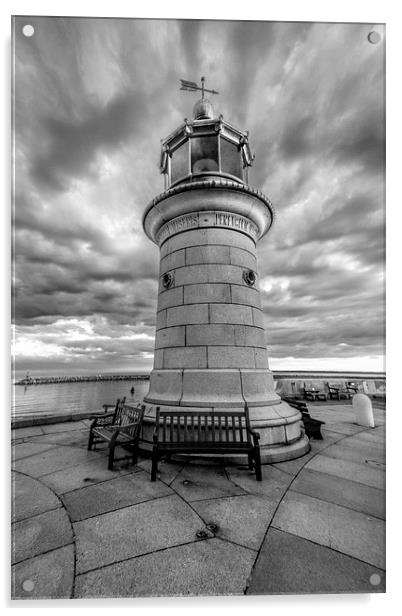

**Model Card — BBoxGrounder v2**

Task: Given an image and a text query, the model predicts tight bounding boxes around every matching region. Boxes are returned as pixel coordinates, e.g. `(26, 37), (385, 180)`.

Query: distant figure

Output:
(130, 386), (135, 396)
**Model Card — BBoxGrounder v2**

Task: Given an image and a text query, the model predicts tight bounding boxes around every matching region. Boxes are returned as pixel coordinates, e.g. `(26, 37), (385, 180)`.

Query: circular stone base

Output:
(258, 433), (310, 463)
(138, 401), (310, 464)
(158, 433), (310, 465)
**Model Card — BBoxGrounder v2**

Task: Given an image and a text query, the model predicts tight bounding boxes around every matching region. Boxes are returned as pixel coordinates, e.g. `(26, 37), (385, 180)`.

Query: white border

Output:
(3, 2), (400, 614)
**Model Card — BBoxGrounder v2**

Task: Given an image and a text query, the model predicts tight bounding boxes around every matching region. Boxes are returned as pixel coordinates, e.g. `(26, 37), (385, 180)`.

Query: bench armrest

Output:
(102, 404), (116, 411)
(247, 426), (260, 441)
(90, 413), (115, 428)
(282, 397), (310, 414)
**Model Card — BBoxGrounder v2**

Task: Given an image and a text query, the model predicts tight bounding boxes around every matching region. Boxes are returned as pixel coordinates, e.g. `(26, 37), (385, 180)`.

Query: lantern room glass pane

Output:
(191, 135), (219, 173)
(170, 140), (189, 184)
(220, 137), (242, 179)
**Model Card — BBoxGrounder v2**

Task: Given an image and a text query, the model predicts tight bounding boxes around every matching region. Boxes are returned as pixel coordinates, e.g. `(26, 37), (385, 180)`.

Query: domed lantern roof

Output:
(159, 77), (254, 189)
(193, 97), (214, 119)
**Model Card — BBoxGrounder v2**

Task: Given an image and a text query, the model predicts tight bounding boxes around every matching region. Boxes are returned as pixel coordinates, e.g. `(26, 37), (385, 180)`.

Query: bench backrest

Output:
(154, 407), (252, 445)
(327, 381), (345, 391)
(110, 397), (126, 422)
(115, 403), (145, 437)
(304, 381), (322, 391)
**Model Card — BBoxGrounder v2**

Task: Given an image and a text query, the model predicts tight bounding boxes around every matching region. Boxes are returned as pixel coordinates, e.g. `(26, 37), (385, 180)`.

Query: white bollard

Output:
(353, 393), (375, 428)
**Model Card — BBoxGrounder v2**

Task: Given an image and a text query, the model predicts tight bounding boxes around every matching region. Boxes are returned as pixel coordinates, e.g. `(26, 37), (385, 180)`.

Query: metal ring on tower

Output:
(162, 272), (174, 289)
(243, 269), (256, 286)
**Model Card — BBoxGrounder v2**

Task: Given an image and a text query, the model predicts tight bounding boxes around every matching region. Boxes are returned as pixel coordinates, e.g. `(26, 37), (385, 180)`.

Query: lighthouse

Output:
(141, 79), (309, 463)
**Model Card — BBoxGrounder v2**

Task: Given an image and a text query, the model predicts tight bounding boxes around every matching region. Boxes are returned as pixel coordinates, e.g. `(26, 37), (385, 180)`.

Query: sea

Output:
(12, 370), (385, 420)
(12, 378), (150, 419)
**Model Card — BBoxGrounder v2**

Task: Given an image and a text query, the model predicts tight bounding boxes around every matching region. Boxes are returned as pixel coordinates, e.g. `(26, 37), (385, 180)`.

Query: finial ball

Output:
(193, 98), (214, 120)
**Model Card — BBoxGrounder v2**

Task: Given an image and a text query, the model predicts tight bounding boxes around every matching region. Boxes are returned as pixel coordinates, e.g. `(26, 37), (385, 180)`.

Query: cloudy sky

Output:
(12, 16), (385, 376)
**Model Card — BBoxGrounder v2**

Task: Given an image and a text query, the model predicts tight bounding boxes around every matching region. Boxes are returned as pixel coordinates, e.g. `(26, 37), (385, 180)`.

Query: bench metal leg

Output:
(151, 451), (158, 481)
(254, 446), (262, 481)
(248, 453), (254, 470)
(108, 444), (115, 471)
(87, 431), (94, 451)
(132, 440), (139, 465)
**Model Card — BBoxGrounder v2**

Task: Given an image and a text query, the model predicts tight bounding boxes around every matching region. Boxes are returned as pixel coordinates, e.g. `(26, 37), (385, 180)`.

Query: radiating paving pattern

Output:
(11, 404), (385, 598)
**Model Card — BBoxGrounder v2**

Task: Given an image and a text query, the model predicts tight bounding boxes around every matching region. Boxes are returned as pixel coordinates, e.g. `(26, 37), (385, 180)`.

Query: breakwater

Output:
(15, 374), (150, 386)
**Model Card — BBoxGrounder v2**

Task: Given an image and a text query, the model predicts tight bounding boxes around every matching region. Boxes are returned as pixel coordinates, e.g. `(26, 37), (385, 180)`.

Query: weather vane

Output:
(180, 76), (219, 100)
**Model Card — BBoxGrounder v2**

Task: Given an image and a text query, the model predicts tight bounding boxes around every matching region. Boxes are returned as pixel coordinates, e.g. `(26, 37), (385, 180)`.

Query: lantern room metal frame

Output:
(159, 113), (255, 190)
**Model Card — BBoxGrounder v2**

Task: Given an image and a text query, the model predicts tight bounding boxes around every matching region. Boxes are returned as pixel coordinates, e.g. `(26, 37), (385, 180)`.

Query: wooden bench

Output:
(326, 382), (351, 400)
(282, 397), (325, 440)
(151, 404), (262, 481)
(346, 382), (359, 395)
(88, 400), (145, 470)
(303, 383), (327, 401)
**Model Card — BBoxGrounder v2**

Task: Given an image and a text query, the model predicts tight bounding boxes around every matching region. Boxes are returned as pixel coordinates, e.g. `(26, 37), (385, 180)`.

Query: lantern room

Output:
(159, 98), (254, 189)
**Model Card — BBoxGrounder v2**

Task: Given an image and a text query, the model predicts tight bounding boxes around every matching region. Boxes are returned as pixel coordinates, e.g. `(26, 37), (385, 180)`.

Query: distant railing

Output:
(15, 374), (150, 386)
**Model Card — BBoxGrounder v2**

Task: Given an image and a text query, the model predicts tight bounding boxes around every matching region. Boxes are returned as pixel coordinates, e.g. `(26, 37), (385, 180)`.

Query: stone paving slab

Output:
(309, 407), (356, 421)
(27, 429), (89, 448)
(272, 491), (385, 569)
(11, 426), (44, 440)
(12, 472), (61, 523)
(339, 436), (385, 454)
(39, 458), (136, 495)
(12, 544), (75, 600)
(136, 457), (185, 485)
(74, 494), (205, 574)
(305, 455), (385, 490)
(317, 422), (365, 436)
(320, 441), (386, 467)
(271, 452), (315, 477)
(191, 494), (277, 550)
(41, 420), (90, 434)
(62, 470), (174, 521)
(321, 428), (353, 441)
(226, 464), (293, 497)
(351, 429), (386, 445)
(291, 468), (385, 519)
(12, 441), (58, 462)
(170, 464), (247, 502)
(9, 403), (386, 599)
(12, 446), (102, 478)
(75, 537), (256, 598)
(12, 507), (73, 564)
(247, 528), (385, 595)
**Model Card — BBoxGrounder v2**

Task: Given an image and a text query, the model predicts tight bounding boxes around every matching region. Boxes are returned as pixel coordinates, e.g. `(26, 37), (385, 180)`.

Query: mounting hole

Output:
(22, 24), (35, 37)
(22, 579), (35, 592)
(367, 31), (380, 44)
(369, 573), (381, 586)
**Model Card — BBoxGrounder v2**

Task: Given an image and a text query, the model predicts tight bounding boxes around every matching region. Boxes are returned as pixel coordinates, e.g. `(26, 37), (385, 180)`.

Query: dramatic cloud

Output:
(12, 17), (385, 375)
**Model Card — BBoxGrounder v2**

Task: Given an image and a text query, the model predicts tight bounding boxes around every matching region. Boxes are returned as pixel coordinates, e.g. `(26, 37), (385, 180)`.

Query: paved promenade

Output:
(11, 403), (385, 599)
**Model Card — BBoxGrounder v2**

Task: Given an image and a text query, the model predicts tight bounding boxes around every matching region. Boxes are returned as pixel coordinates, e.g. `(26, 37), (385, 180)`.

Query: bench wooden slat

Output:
(183, 414), (187, 441)
(151, 405), (262, 481)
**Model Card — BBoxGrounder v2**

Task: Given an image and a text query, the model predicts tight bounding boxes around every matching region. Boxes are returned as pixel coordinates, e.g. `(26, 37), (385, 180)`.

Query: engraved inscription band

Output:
(156, 210), (259, 245)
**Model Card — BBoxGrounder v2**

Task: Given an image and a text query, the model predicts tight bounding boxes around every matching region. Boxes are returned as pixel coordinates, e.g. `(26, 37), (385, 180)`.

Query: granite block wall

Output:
(153, 226), (268, 373)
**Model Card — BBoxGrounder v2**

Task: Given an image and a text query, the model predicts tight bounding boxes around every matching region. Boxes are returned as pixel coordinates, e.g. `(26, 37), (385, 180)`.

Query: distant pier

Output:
(15, 374), (150, 386)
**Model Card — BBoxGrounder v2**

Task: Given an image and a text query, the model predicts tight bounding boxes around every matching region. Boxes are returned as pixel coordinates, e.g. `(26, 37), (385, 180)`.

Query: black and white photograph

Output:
(11, 13), (385, 601)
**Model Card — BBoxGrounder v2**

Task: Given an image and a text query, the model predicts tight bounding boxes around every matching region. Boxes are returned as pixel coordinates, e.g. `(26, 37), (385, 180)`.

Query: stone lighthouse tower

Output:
(141, 80), (309, 463)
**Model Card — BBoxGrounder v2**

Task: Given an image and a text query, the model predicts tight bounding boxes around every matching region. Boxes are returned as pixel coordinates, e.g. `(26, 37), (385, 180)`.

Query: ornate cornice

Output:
(142, 178), (275, 230)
